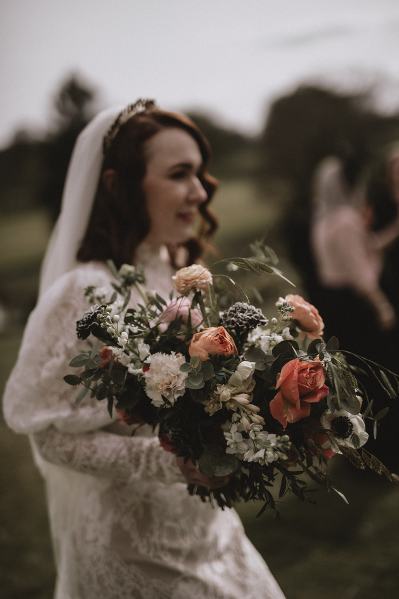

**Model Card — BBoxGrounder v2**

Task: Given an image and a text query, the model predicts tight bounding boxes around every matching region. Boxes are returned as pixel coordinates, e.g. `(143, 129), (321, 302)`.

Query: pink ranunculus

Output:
(270, 358), (329, 428)
(285, 294), (324, 339)
(158, 297), (203, 333)
(189, 326), (238, 362)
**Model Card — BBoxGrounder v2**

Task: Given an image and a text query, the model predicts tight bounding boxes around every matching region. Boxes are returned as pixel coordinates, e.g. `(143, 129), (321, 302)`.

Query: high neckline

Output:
(134, 241), (171, 268)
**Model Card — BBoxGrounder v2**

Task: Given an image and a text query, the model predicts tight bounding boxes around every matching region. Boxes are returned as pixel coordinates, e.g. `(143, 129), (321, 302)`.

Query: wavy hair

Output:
(77, 107), (218, 268)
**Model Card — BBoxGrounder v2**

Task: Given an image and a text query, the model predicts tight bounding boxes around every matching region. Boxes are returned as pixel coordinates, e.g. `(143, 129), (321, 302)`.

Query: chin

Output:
(168, 225), (195, 245)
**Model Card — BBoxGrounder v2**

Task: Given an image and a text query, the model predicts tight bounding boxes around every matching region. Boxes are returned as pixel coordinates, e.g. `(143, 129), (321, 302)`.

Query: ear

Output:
(102, 169), (118, 195)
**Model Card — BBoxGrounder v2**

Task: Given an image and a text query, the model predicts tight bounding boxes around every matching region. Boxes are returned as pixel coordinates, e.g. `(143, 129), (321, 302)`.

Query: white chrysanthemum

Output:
(321, 409), (369, 451)
(144, 352), (188, 407)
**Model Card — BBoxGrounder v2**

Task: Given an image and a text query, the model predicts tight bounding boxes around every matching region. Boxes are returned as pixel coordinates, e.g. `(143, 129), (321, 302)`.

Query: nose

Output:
(189, 176), (207, 204)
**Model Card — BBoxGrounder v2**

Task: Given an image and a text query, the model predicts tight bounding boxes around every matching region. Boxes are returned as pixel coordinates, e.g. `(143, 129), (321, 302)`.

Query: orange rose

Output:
(189, 326), (238, 361)
(285, 294), (324, 339)
(270, 358), (328, 428)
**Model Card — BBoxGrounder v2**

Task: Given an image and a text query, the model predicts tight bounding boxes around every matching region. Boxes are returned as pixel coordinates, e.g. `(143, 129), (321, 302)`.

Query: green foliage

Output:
(199, 447), (240, 478)
(63, 374), (82, 386)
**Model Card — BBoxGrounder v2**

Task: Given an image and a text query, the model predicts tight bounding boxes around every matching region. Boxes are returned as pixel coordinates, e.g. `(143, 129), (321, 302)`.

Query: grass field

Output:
(1, 181), (399, 598)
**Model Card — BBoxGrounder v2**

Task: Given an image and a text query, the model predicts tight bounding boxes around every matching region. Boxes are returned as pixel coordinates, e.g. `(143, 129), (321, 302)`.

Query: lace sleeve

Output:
(2, 264), (185, 485)
(3, 265), (114, 434)
(33, 427), (184, 484)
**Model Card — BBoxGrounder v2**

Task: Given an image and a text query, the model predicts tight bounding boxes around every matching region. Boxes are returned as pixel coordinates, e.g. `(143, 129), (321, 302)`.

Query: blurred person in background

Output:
(310, 149), (399, 471)
(310, 152), (399, 352)
(2, 99), (285, 599)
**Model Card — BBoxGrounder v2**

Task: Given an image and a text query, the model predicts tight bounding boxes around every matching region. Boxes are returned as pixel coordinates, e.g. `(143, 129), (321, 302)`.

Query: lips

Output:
(177, 211), (196, 224)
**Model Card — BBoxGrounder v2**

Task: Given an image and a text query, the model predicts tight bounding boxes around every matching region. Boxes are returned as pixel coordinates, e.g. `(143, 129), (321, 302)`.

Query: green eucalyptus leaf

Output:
(69, 354), (90, 367)
(279, 475), (287, 498)
(81, 368), (100, 379)
(201, 361), (215, 381)
(74, 385), (90, 404)
(64, 374), (82, 386)
(190, 356), (202, 370)
(374, 406), (390, 421)
(186, 374), (205, 390)
(362, 399), (374, 419)
(379, 370), (397, 399)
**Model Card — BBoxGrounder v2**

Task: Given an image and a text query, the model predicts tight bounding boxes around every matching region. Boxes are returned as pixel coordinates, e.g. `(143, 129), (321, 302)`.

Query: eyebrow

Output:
(167, 160), (201, 172)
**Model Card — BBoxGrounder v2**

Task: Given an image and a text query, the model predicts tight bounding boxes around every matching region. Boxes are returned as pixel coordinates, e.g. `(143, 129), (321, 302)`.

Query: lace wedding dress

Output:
(3, 245), (285, 599)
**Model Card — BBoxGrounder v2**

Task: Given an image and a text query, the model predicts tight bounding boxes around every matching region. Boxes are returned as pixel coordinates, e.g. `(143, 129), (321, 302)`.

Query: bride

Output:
(3, 99), (285, 599)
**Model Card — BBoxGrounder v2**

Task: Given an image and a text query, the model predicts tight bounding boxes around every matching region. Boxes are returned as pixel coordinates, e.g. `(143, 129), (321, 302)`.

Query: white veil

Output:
(38, 106), (122, 298)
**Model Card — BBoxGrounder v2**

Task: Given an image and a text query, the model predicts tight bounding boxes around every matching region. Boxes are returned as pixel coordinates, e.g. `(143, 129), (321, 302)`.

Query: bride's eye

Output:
(170, 169), (187, 180)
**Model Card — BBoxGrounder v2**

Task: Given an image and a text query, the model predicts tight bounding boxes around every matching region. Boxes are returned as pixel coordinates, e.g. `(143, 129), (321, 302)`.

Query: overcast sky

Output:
(1, 0), (399, 146)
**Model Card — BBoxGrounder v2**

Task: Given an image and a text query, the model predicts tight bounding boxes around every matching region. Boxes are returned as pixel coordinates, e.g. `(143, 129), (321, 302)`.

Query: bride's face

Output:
(142, 128), (208, 246)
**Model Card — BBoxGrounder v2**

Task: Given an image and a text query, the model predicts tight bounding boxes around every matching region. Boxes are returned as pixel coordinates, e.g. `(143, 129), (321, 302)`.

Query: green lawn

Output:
(1, 187), (399, 597)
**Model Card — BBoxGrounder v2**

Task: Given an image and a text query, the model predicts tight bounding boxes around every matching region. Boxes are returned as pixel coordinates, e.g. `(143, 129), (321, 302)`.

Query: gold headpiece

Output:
(103, 98), (157, 154)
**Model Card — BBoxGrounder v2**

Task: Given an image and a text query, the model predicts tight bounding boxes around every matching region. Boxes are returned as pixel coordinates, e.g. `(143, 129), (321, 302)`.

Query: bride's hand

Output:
(176, 457), (230, 489)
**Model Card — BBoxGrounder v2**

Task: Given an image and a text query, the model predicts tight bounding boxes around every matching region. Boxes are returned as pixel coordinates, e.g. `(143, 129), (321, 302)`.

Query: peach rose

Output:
(158, 297), (203, 332)
(173, 264), (213, 295)
(189, 326), (238, 361)
(285, 294), (324, 339)
(270, 358), (328, 428)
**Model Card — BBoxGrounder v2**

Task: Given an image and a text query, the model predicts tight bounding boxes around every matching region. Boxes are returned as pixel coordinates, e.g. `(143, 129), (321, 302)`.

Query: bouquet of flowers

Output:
(65, 244), (398, 513)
